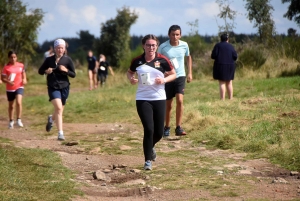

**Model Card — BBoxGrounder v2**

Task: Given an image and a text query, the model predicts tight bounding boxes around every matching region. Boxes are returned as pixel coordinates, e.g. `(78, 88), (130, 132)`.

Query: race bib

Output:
(140, 72), (151, 85)
(170, 58), (179, 69)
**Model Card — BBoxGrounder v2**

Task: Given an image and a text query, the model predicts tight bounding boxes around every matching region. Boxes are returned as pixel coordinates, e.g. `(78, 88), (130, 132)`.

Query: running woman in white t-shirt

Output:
(127, 34), (176, 170)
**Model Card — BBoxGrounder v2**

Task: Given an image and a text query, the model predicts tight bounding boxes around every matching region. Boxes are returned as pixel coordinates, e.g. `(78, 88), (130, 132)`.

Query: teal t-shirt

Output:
(157, 40), (190, 77)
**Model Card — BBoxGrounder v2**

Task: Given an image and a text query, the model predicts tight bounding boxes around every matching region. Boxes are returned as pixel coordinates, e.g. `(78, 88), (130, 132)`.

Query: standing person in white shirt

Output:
(127, 34), (176, 170)
(158, 25), (193, 137)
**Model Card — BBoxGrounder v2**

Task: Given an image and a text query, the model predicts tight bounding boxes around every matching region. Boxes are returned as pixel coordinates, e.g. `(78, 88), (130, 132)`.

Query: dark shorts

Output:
(6, 88), (24, 101)
(165, 76), (186, 100)
(48, 86), (69, 105)
(97, 73), (107, 83)
(88, 68), (97, 75)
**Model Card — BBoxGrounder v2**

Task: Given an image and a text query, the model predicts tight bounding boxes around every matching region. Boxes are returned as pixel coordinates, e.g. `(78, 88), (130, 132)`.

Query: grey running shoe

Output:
(8, 120), (14, 129)
(175, 126), (186, 136)
(144, 160), (152, 170)
(57, 133), (65, 141)
(163, 126), (170, 137)
(46, 115), (53, 132)
(151, 148), (157, 161)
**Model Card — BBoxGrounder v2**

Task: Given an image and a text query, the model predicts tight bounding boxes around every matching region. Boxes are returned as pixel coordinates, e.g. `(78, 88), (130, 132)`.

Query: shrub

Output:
(237, 47), (267, 70)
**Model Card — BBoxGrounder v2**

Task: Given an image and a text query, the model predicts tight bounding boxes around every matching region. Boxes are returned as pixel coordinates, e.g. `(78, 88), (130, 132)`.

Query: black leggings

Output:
(136, 100), (166, 161)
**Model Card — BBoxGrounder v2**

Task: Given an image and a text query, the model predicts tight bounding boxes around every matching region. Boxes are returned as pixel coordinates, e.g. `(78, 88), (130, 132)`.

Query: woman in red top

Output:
(1, 50), (27, 128)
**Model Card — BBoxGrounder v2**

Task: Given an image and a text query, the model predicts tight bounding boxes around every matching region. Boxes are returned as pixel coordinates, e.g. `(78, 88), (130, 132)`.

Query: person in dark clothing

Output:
(38, 38), (76, 140)
(97, 54), (114, 87)
(87, 50), (97, 90)
(211, 33), (238, 100)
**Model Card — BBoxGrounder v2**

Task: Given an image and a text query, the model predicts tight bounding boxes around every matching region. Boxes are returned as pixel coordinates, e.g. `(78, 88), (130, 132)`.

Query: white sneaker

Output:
(17, 119), (23, 127)
(58, 133), (65, 141)
(8, 120), (14, 129)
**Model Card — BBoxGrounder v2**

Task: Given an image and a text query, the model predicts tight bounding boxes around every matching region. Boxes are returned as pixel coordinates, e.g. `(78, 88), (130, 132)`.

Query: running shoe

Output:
(58, 133), (65, 141)
(17, 119), (23, 127)
(175, 126), (187, 136)
(163, 126), (170, 137)
(144, 160), (152, 170)
(151, 148), (157, 161)
(8, 120), (14, 129)
(46, 115), (53, 132)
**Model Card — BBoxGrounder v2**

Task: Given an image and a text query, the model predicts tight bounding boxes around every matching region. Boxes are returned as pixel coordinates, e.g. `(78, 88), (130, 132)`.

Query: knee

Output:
(144, 127), (154, 137)
(55, 106), (63, 114)
(9, 104), (14, 110)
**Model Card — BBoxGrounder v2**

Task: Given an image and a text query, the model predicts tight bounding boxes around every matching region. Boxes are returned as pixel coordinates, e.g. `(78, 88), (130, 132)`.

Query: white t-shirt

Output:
(135, 64), (165, 100)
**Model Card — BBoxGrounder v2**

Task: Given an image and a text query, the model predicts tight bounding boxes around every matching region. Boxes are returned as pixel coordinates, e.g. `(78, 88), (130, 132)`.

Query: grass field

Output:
(0, 68), (299, 200)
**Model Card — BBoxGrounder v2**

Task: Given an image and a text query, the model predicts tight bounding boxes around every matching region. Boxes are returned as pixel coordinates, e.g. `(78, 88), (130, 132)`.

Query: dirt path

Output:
(0, 118), (299, 201)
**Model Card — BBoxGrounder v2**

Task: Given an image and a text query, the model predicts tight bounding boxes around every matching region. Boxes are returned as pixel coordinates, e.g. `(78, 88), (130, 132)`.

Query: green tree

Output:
(77, 30), (95, 51)
(282, 0), (300, 27)
(0, 0), (44, 67)
(216, 0), (237, 34)
(97, 6), (138, 68)
(244, 0), (276, 45)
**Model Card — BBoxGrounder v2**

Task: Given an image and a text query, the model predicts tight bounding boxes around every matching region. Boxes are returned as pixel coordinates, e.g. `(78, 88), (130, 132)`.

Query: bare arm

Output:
(155, 68), (176, 84)
(1, 74), (13, 86)
(186, 55), (192, 83)
(22, 71), (27, 85)
(127, 69), (138, 85)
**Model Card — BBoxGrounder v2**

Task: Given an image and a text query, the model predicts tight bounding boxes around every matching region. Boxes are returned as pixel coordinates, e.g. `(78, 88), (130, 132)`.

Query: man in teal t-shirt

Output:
(157, 25), (193, 137)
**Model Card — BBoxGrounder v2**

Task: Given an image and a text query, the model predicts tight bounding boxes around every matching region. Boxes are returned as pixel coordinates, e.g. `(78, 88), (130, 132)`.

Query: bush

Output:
(237, 47), (267, 70)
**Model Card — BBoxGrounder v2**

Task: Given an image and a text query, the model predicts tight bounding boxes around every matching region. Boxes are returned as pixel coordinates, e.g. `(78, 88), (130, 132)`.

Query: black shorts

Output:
(165, 76), (186, 100)
(6, 88), (24, 101)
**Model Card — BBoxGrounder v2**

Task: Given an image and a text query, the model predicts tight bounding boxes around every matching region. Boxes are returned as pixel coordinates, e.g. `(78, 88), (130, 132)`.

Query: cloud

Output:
(134, 7), (163, 27)
(56, 0), (81, 24)
(185, 2), (219, 19)
(47, 13), (55, 21)
(80, 5), (98, 25)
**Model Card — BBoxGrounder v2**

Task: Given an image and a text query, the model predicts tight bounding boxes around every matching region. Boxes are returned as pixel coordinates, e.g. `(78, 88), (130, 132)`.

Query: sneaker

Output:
(8, 120), (14, 129)
(17, 119), (23, 127)
(163, 126), (170, 137)
(151, 148), (157, 161)
(144, 160), (152, 170)
(46, 115), (53, 132)
(58, 133), (65, 141)
(175, 126), (186, 136)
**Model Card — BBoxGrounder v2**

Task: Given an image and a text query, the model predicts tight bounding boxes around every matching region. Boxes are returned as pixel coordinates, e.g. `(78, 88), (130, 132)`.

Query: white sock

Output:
(58, 131), (64, 135)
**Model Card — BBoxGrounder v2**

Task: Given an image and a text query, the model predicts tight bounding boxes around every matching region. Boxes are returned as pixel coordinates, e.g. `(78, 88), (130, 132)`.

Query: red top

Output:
(2, 62), (25, 91)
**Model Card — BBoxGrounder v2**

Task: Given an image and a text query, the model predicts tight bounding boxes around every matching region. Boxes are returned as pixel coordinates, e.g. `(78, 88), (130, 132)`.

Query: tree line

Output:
(0, 0), (299, 70)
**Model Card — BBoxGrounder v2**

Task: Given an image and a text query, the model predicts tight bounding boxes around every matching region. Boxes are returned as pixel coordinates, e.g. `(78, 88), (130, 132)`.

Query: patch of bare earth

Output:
(0, 119), (299, 201)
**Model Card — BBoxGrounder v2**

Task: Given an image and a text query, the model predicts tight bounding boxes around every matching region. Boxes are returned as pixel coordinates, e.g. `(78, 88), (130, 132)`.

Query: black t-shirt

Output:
(130, 52), (173, 73)
(87, 56), (97, 70)
(98, 61), (110, 75)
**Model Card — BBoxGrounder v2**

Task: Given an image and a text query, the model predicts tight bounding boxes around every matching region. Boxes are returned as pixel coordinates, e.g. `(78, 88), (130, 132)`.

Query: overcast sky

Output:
(22, 0), (299, 44)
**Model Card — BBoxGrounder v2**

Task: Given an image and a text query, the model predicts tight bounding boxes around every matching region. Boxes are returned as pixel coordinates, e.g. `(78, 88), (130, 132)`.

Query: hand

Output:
(8, 81), (14, 86)
(187, 74), (193, 83)
(155, 77), (165, 85)
(45, 68), (53, 74)
(130, 76), (138, 85)
(22, 79), (27, 85)
(58, 65), (68, 73)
